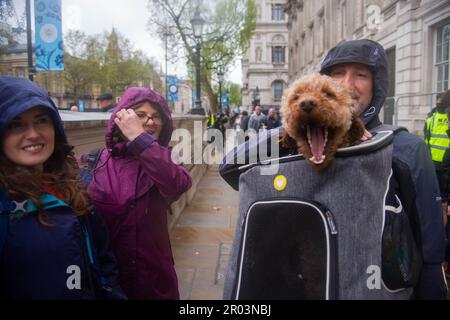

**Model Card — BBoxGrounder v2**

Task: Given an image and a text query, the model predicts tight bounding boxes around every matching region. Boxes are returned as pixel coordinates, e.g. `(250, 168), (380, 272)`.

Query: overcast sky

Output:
(11, 0), (242, 84)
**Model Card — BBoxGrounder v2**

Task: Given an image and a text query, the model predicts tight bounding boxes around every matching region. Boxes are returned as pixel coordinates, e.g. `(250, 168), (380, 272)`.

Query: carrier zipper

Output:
(326, 210), (338, 235)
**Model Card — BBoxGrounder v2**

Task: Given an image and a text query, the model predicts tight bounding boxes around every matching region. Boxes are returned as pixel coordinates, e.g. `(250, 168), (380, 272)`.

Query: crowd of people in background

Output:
(66, 92), (116, 113)
(207, 105), (282, 134)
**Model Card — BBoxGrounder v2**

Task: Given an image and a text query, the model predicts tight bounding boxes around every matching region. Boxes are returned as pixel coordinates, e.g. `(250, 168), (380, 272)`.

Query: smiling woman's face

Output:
(2, 106), (55, 171)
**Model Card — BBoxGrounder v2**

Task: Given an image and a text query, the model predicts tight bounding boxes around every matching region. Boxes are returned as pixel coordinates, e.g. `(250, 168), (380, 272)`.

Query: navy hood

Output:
(320, 39), (388, 129)
(0, 76), (67, 143)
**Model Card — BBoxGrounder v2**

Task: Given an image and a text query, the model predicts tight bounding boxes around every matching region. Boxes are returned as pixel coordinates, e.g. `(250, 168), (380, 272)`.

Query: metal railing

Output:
(384, 92), (442, 135)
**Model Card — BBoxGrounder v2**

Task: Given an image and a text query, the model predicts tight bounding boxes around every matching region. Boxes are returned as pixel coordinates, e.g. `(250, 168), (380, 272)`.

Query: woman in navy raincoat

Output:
(0, 76), (125, 299)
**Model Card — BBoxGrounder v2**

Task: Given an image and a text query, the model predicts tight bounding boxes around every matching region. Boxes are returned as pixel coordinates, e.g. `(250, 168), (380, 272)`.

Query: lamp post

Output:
(252, 86), (260, 108)
(190, 8), (205, 115)
(218, 71), (224, 112)
(26, 0), (34, 81)
(163, 30), (171, 101)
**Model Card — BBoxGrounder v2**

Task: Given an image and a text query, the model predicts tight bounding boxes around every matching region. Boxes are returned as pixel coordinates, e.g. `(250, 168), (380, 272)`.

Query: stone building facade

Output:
(241, 0), (289, 112)
(285, 0), (450, 135)
(0, 44), (101, 109)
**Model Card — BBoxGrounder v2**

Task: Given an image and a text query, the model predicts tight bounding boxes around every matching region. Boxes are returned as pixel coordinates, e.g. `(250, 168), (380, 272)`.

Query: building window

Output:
(436, 24), (450, 92)
(15, 67), (25, 78)
(273, 81), (284, 101)
(272, 35), (285, 43)
(272, 46), (285, 64)
(272, 4), (284, 21)
(256, 46), (262, 62)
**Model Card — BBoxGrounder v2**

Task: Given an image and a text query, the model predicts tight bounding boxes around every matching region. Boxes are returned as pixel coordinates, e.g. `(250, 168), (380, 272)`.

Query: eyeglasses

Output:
(135, 111), (163, 125)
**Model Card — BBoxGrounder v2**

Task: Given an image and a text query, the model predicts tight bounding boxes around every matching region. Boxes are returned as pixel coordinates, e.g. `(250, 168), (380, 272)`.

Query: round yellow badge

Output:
(273, 175), (287, 191)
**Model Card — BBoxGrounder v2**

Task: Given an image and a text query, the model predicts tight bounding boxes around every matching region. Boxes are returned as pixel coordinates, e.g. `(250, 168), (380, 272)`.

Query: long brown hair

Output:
(0, 133), (92, 225)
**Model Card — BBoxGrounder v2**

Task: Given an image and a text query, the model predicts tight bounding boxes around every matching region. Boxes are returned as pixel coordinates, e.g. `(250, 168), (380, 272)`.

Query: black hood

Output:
(320, 39), (388, 130)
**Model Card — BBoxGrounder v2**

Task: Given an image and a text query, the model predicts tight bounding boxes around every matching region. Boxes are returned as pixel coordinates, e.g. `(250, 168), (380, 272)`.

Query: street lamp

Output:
(190, 8), (205, 115)
(163, 30), (171, 101)
(218, 71), (224, 112)
(252, 86), (260, 108)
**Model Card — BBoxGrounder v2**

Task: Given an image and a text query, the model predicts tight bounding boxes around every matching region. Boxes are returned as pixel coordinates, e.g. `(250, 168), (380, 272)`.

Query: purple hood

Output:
(106, 87), (173, 151)
(90, 86), (192, 299)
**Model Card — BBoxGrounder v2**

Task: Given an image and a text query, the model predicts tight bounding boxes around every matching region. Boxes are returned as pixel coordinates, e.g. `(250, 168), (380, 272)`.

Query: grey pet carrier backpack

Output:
(223, 127), (420, 300)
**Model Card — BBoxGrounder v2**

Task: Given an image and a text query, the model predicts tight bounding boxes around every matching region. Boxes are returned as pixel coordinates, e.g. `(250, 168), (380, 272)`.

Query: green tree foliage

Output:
(216, 81), (241, 109)
(147, 0), (255, 113)
(62, 29), (160, 101)
(227, 82), (242, 107)
(100, 29), (160, 97)
(0, 0), (14, 21)
(63, 30), (100, 100)
(202, 0), (256, 70)
(0, 0), (25, 51)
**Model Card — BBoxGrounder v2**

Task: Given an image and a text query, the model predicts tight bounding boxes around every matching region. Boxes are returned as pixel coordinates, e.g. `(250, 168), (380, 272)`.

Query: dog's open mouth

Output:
(306, 125), (329, 165)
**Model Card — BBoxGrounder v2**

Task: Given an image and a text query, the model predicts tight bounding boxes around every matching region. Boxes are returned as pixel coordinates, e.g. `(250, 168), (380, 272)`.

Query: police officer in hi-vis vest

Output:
(425, 91), (450, 221)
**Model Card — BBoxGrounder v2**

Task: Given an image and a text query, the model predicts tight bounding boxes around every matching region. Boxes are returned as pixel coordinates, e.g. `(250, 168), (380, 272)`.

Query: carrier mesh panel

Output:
(236, 202), (331, 300)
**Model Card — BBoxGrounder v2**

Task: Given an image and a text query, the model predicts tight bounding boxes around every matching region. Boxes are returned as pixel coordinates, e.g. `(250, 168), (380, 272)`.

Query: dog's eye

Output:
(324, 91), (336, 98)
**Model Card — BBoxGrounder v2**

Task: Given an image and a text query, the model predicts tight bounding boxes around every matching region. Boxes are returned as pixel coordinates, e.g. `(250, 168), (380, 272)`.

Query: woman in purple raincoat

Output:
(88, 87), (192, 299)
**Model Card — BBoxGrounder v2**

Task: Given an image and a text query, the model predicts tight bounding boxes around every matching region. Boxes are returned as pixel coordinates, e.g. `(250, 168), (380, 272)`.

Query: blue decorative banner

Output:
(167, 75), (179, 102)
(34, 0), (64, 71)
(221, 94), (229, 110)
(78, 100), (84, 112)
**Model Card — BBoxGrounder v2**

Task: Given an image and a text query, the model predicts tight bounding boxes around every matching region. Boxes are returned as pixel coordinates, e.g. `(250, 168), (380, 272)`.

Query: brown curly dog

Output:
(280, 73), (365, 170)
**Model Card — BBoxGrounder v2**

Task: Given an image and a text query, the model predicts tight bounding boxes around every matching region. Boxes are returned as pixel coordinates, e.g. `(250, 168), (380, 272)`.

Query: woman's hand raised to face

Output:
(114, 109), (145, 142)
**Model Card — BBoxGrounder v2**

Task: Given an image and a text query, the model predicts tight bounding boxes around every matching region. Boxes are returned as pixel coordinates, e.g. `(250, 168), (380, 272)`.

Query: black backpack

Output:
(79, 148), (104, 186)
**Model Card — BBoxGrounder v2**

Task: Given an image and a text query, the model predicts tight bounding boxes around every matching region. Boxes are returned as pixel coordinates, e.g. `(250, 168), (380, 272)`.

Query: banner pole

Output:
(26, 0), (34, 81)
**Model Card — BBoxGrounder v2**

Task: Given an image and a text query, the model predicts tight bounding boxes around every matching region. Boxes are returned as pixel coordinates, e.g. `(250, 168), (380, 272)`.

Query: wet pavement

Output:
(170, 165), (239, 300)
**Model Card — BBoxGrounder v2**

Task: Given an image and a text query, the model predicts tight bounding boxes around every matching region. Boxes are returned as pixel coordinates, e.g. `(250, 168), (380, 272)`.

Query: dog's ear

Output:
(344, 113), (365, 146)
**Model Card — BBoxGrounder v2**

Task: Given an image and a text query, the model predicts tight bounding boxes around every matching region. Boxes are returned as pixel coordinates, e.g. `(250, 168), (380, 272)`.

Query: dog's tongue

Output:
(310, 126), (325, 163)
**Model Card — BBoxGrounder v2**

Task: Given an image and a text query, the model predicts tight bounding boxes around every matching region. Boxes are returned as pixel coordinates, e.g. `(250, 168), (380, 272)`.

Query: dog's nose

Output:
(300, 100), (316, 113)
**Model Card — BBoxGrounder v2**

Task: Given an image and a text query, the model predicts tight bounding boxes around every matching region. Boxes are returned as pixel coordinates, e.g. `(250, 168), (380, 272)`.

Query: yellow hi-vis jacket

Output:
(425, 112), (450, 163)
